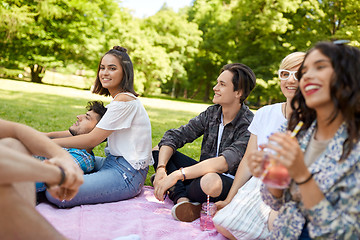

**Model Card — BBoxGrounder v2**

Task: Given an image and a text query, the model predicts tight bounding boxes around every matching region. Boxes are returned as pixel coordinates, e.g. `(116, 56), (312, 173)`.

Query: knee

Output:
(200, 173), (222, 196)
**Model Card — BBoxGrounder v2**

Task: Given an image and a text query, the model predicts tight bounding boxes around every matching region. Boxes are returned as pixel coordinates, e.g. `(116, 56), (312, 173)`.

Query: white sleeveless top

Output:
(96, 93), (153, 170)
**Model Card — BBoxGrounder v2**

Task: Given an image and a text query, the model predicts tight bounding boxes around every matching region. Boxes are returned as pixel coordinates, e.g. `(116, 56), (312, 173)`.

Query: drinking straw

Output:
(260, 121), (304, 181)
(207, 194), (210, 216)
(290, 121), (304, 138)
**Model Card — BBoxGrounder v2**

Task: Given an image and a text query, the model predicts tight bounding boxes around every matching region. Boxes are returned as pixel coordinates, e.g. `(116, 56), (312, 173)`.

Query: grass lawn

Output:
(0, 78), (211, 185)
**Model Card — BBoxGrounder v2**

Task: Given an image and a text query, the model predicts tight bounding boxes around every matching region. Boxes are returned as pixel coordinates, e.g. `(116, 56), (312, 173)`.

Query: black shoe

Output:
(150, 173), (156, 186)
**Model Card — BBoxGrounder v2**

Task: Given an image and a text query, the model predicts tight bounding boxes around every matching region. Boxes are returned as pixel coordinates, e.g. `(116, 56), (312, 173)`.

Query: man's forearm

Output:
(0, 120), (69, 159)
(0, 145), (62, 185)
(45, 131), (72, 139)
(179, 156), (228, 181)
(157, 145), (174, 167)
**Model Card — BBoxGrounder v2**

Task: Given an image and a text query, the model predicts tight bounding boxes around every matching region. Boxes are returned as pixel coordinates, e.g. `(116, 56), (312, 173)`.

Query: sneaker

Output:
(171, 201), (202, 222)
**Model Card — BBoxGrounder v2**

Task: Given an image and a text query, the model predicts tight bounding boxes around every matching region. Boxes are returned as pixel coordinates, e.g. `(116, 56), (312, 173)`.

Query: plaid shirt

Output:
(159, 104), (253, 175)
(36, 148), (94, 173)
(35, 148), (94, 192)
(64, 148), (95, 173)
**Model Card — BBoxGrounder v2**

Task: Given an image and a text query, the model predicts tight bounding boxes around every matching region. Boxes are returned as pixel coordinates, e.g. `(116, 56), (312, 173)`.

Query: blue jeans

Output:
(46, 154), (148, 208)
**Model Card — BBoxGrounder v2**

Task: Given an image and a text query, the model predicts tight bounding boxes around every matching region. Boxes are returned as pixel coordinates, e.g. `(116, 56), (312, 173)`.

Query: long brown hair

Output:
(92, 46), (138, 97)
(288, 41), (360, 159)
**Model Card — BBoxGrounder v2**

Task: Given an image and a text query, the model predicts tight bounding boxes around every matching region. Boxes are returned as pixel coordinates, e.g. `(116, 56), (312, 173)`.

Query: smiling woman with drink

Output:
(248, 41), (360, 239)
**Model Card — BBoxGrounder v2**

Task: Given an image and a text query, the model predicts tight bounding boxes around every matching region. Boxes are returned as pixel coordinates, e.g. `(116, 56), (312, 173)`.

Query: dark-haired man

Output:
(36, 101), (107, 192)
(153, 63), (256, 222)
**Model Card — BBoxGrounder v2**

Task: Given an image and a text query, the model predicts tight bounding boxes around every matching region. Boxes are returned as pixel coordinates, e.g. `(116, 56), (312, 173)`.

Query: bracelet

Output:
(294, 173), (313, 185)
(156, 165), (167, 173)
(45, 166), (66, 189)
(179, 167), (186, 181)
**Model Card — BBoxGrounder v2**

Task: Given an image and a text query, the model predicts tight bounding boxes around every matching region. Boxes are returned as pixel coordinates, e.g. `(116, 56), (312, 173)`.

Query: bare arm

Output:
(153, 145), (173, 190)
(53, 127), (111, 149)
(178, 156), (228, 179)
(157, 145), (174, 167)
(45, 130), (72, 139)
(0, 144), (63, 186)
(0, 119), (74, 159)
(0, 119), (83, 200)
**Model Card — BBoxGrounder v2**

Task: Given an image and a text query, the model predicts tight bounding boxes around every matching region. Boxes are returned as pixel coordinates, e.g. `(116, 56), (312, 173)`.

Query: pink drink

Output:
(260, 121), (303, 189)
(261, 156), (291, 189)
(200, 202), (216, 231)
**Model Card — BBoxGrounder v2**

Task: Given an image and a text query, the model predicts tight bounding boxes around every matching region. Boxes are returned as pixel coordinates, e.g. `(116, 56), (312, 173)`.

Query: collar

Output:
(214, 104), (247, 126)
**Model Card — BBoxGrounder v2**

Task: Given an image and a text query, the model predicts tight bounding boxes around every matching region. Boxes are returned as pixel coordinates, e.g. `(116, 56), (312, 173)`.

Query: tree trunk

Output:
(171, 78), (177, 98)
(183, 89), (187, 99)
(190, 79), (203, 99)
(29, 64), (45, 83)
(203, 80), (211, 102)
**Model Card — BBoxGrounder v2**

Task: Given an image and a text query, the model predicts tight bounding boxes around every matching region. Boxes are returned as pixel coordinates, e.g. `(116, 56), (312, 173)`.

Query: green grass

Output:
(0, 78), (208, 185)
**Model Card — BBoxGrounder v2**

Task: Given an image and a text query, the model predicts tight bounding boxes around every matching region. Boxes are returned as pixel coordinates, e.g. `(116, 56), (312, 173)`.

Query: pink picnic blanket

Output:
(36, 186), (227, 240)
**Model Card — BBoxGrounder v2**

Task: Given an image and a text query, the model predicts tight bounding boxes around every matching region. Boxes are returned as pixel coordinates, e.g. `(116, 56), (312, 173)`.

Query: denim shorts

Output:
(46, 154), (148, 208)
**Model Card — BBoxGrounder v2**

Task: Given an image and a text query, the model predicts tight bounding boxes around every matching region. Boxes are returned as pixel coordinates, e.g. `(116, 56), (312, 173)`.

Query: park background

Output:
(1, 0), (359, 183)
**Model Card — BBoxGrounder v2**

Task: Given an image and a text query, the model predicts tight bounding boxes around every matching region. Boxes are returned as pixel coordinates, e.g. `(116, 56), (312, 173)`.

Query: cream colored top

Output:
(96, 93), (153, 170)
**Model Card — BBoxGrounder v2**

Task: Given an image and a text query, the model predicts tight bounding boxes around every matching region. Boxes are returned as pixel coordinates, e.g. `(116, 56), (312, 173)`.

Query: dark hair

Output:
(92, 46), (138, 97)
(220, 63), (256, 104)
(86, 101), (107, 122)
(288, 41), (360, 159)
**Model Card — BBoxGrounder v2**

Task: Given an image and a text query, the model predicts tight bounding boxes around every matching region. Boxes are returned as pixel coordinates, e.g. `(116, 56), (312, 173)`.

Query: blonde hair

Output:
(279, 52), (306, 70)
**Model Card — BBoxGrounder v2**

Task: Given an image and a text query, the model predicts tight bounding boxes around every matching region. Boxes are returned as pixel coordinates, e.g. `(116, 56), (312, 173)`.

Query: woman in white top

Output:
(46, 46), (153, 207)
(213, 52), (305, 239)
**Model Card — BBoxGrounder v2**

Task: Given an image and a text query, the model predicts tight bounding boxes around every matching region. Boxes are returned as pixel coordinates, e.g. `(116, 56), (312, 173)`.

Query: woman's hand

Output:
(266, 132), (309, 181)
(247, 146), (266, 178)
(215, 199), (230, 211)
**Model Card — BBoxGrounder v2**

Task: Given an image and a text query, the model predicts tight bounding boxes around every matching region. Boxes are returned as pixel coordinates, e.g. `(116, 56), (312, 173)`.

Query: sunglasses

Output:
(278, 69), (299, 81)
(333, 39), (350, 45)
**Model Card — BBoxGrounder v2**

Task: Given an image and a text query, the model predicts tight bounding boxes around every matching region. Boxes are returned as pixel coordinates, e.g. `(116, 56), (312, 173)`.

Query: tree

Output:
(141, 7), (202, 97)
(283, 0), (360, 49)
(0, 0), (118, 83)
(187, 0), (233, 102)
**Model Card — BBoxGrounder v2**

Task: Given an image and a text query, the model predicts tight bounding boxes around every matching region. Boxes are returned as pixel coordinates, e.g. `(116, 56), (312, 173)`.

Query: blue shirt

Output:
(35, 148), (94, 192)
(63, 148), (94, 173)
